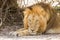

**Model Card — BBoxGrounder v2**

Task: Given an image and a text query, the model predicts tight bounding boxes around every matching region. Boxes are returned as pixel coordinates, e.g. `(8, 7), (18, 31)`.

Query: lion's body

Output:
(12, 2), (60, 36)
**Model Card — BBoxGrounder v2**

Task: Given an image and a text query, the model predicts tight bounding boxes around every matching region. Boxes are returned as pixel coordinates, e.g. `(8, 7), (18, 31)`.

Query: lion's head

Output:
(23, 2), (57, 35)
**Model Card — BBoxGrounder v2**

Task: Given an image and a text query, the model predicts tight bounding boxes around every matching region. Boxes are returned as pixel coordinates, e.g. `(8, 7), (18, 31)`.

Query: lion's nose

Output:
(31, 29), (34, 32)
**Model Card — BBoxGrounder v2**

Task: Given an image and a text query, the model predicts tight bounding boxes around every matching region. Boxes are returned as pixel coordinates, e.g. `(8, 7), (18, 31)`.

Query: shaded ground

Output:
(0, 6), (24, 37)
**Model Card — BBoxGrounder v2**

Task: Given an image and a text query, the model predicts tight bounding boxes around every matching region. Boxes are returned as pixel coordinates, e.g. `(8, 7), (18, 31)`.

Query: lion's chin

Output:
(31, 32), (36, 34)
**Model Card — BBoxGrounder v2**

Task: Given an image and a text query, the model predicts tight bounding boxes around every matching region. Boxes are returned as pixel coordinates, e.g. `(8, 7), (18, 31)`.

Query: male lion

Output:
(10, 2), (60, 36)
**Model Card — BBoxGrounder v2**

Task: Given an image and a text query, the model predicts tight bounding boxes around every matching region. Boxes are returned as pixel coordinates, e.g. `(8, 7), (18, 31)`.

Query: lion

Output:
(10, 2), (60, 36)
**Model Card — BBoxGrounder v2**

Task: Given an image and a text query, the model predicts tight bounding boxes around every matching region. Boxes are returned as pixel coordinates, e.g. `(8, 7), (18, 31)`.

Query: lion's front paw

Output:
(9, 31), (25, 37)
(9, 30), (30, 37)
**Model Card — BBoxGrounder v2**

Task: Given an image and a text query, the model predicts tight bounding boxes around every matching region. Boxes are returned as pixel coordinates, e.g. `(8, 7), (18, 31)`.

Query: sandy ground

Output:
(0, 34), (60, 40)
